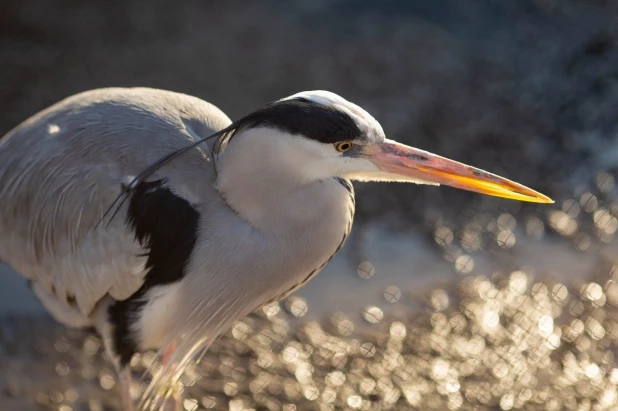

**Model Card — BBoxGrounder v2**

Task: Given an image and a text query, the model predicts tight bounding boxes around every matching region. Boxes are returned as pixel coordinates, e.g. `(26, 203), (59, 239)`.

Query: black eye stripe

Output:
(233, 98), (362, 144)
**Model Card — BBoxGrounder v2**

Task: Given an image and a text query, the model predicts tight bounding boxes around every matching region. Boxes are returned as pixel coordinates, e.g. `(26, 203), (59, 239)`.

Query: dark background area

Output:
(3, 0), (618, 230)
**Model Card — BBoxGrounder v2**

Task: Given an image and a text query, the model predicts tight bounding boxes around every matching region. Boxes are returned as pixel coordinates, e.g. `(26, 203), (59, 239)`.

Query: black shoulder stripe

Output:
(125, 179), (200, 287)
(109, 179), (200, 366)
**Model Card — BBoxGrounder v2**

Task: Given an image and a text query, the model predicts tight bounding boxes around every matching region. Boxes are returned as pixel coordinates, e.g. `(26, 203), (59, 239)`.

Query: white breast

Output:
(136, 178), (355, 351)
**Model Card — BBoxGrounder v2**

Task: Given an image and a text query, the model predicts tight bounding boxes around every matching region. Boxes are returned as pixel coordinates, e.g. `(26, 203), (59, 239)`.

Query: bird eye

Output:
(335, 142), (352, 152)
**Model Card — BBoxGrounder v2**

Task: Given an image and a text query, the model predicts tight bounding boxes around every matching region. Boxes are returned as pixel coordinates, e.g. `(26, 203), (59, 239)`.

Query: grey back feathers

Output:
(0, 88), (231, 356)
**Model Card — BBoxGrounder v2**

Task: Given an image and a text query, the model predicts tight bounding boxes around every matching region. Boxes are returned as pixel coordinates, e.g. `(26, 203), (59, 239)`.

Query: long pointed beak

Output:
(365, 139), (553, 203)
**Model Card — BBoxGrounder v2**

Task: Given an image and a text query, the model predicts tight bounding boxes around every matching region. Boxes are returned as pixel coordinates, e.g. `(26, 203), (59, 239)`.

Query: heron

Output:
(0, 87), (552, 410)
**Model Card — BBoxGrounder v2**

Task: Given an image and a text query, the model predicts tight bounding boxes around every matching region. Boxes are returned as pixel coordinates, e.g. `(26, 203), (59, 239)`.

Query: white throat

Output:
(214, 127), (350, 235)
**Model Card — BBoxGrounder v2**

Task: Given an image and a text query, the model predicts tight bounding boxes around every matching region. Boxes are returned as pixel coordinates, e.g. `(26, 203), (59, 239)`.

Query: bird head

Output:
(214, 90), (553, 204)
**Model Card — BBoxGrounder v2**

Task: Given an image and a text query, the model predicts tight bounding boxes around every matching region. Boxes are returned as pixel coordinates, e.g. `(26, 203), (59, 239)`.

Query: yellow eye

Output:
(336, 142), (352, 152)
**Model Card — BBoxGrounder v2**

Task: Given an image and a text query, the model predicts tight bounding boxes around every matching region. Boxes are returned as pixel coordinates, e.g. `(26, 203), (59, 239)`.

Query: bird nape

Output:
(0, 87), (553, 410)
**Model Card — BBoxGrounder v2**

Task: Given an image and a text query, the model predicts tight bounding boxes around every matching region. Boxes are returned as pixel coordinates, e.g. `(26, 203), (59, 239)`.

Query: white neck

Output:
(214, 128), (347, 235)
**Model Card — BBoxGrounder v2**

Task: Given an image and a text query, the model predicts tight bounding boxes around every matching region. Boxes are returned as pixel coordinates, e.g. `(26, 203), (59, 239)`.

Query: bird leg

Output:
(119, 367), (135, 411)
(159, 340), (182, 411)
(161, 340), (177, 366)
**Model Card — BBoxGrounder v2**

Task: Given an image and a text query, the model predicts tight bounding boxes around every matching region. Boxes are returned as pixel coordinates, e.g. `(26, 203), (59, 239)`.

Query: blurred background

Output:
(3, 0), (618, 409)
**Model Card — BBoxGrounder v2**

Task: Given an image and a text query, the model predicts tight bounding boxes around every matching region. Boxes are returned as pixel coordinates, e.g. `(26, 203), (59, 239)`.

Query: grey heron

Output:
(0, 88), (552, 410)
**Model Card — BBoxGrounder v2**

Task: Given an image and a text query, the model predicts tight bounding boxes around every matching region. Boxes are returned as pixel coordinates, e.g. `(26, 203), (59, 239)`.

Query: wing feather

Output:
(0, 87), (231, 327)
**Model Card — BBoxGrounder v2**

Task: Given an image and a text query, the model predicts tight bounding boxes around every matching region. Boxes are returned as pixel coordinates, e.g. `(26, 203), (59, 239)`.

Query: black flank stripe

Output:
(108, 179), (199, 367)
